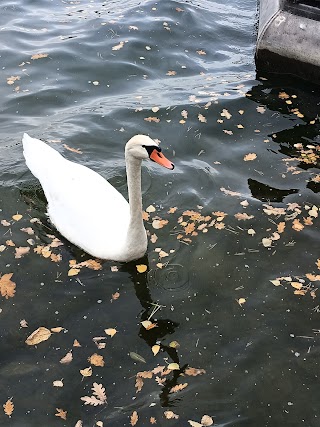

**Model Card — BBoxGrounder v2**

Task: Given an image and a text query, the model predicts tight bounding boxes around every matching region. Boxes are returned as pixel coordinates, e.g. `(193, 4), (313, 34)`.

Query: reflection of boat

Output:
(256, 0), (320, 83)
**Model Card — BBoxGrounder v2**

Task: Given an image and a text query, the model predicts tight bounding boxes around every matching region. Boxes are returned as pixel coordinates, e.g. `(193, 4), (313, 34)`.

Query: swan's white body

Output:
(22, 133), (173, 262)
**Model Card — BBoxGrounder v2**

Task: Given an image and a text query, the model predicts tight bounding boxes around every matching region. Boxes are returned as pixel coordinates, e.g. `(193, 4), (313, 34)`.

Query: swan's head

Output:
(125, 135), (174, 170)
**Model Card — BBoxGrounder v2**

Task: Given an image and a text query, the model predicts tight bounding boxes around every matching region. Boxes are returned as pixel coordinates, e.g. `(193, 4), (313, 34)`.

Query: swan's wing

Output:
(23, 134), (130, 257)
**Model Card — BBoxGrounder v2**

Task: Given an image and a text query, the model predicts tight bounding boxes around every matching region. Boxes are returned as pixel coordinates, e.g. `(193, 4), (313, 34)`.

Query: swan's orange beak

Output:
(150, 149), (174, 170)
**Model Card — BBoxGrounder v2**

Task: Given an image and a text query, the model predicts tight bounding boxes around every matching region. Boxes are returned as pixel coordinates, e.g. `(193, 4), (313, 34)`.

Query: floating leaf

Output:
(105, 328), (117, 337)
(141, 320), (157, 330)
(80, 367), (93, 377)
(0, 273), (16, 299)
(55, 408), (67, 420)
(170, 383), (188, 393)
(167, 363), (180, 371)
(88, 353), (105, 367)
(201, 415), (214, 426)
(68, 268), (80, 276)
(237, 298), (246, 306)
(129, 352), (146, 363)
(12, 214), (22, 221)
(164, 410), (179, 419)
(81, 396), (105, 406)
(53, 380), (64, 387)
(188, 421), (202, 427)
(131, 410), (138, 426)
(3, 399), (14, 418)
(51, 327), (64, 333)
(26, 327), (51, 345)
(169, 341), (180, 349)
(136, 264), (147, 273)
(31, 53), (48, 60)
(152, 344), (160, 356)
(60, 350), (73, 364)
(243, 153), (257, 161)
(185, 367), (206, 376)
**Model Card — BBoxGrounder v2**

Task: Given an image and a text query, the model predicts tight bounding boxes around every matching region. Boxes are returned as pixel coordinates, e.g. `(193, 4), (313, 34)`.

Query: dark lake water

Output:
(1, 0), (320, 426)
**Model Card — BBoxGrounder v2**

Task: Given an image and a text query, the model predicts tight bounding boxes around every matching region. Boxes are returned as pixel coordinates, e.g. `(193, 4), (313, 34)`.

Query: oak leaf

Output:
(0, 273), (16, 299)
(135, 376), (144, 393)
(131, 410), (138, 426)
(92, 382), (107, 402)
(234, 213), (254, 220)
(3, 399), (14, 418)
(81, 396), (104, 406)
(55, 408), (67, 420)
(185, 367), (206, 376)
(170, 383), (188, 393)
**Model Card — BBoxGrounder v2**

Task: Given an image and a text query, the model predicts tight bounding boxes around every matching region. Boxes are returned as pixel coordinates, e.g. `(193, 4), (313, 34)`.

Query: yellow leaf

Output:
(25, 327), (51, 345)
(237, 298), (246, 306)
(12, 214), (23, 221)
(68, 268), (80, 276)
(80, 367), (93, 377)
(141, 320), (157, 330)
(291, 282), (303, 290)
(3, 399), (14, 418)
(169, 341), (180, 349)
(152, 344), (160, 356)
(105, 328), (117, 337)
(136, 264), (147, 273)
(167, 363), (180, 370)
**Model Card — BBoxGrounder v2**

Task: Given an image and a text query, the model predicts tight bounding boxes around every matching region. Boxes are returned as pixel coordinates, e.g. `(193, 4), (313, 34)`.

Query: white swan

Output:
(22, 133), (174, 262)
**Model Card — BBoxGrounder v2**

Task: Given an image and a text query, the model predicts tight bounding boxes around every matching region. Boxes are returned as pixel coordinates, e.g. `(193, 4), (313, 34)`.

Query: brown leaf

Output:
(88, 353), (105, 367)
(73, 339), (81, 347)
(198, 113), (207, 123)
(144, 117), (160, 123)
(31, 53), (48, 60)
(316, 259), (320, 270)
(185, 222), (195, 235)
(92, 382), (107, 403)
(15, 246), (30, 259)
(234, 213), (254, 220)
(26, 327), (51, 345)
(3, 399), (14, 418)
(20, 227), (34, 235)
(111, 291), (120, 301)
(0, 273), (16, 299)
(55, 408), (67, 420)
(292, 219), (304, 231)
(152, 219), (168, 229)
(166, 70), (176, 76)
(184, 367), (206, 376)
(141, 320), (158, 330)
(169, 383), (188, 393)
(137, 371), (153, 379)
(220, 187), (241, 197)
(243, 153), (257, 161)
(306, 273), (320, 281)
(201, 415), (214, 425)
(63, 144), (82, 154)
(131, 410), (138, 426)
(277, 222), (286, 233)
(150, 417), (157, 424)
(6, 239), (15, 246)
(60, 350), (73, 364)
(68, 268), (80, 276)
(164, 410), (179, 419)
(196, 49), (206, 55)
(135, 376), (144, 393)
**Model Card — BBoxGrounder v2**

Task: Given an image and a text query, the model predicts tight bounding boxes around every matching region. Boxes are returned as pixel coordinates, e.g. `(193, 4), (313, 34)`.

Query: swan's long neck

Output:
(124, 153), (147, 258)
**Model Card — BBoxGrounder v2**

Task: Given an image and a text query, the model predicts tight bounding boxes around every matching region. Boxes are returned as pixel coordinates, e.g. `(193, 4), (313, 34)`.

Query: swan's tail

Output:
(22, 133), (62, 180)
